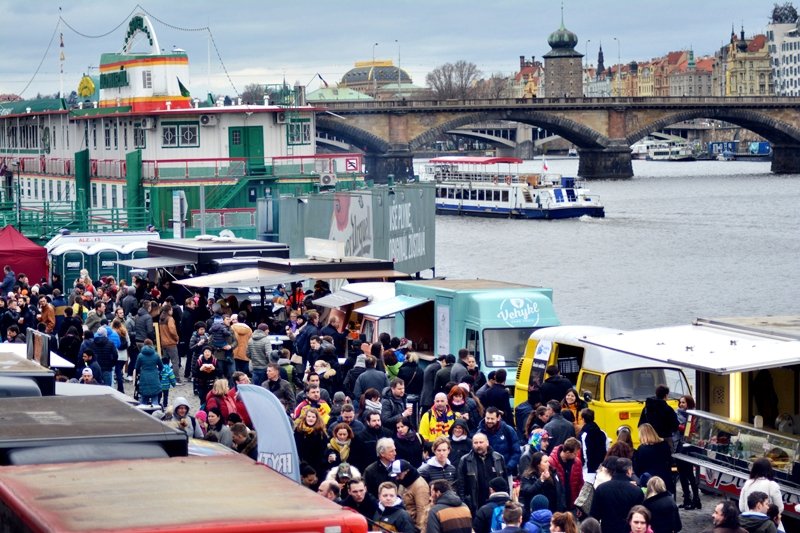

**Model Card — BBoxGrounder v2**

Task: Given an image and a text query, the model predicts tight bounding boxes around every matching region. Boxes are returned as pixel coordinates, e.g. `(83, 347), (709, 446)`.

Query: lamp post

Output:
(395, 39), (401, 99)
(372, 42), (379, 97)
(584, 39), (591, 70)
(613, 37), (621, 97)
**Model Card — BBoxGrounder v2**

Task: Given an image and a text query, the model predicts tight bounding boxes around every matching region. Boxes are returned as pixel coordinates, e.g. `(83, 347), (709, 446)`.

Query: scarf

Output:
(365, 399), (382, 412)
(328, 437), (351, 461)
(294, 420), (316, 434)
(451, 432), (468, 442)
(397, 429), (418, 442)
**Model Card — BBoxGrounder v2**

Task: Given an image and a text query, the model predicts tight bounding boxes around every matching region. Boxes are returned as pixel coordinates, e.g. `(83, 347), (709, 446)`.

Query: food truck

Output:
(583, 316), (800, 518)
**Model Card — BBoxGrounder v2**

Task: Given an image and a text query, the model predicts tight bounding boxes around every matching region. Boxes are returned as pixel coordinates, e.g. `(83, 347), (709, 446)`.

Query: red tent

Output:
(0, 225), (47, 285)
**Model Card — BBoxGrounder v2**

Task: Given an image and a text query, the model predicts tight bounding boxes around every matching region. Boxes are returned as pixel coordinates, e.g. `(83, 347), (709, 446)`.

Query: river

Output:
(425, 158), (800, 329)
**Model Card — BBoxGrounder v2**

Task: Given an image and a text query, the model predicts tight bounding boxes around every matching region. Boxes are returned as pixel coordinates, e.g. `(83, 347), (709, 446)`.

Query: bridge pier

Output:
(365, 148), (414, 183)
(770, 144), (800, 174)
(514, 140), (535, 160)
(577, 145), (633, 179)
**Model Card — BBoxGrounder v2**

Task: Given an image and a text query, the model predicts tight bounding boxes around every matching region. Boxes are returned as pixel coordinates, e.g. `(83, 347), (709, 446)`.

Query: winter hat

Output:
(529, 430), (550, 452)
(355, 354), (367, 368)
(333, 391), (346, 404)
(489, 477), (509, 493)
(530, 494), (549, 511)
(257, 323), (269, 331)
(195, 410), (207, 424)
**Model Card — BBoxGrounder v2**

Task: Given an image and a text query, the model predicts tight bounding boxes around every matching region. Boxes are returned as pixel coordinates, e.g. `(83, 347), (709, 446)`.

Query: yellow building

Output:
(717, 29), (773, 96)
(637, 62), (654, 96)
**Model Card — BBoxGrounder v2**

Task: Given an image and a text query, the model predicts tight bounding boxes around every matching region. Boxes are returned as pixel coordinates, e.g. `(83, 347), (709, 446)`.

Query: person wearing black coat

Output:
(634, 424), (676, 496)
(539, 366), (573, 405)
(578, 409), (608, 482)
(480, 369), (514, 426)
(519, 451), (566, 516)
(393, 416), (425, 467)
(420, 357), (442, 413)
(638, 385), (679, 441)
(590, 458), (645, 533)
(643, 479), (682, 533)
(396, 354), (424, 396)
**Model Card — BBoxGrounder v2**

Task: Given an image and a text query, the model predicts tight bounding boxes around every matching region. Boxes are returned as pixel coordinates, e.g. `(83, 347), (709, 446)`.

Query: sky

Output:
(0, 0), (778, 99)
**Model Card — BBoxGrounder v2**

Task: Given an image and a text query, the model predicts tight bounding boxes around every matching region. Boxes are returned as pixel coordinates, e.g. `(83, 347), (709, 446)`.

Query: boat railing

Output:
(142, 158), (248, 182)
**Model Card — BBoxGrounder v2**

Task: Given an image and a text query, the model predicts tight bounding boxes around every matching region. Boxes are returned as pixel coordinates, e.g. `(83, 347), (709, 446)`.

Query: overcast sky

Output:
(0, 0), (776, 98)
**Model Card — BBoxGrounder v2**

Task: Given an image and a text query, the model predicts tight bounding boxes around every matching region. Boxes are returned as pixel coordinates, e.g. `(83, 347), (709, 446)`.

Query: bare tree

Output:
(474, 73), (510, 99)
(240, 83), (266, 104)
(426, 60), (482, 99)
(772, 2), (798, 23)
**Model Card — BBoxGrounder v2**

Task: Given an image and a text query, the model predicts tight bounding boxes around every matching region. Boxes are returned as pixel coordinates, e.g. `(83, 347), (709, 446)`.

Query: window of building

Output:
(162, 125), (178, 147)
(33, 178), (38, 199)
(111, 185), (117, 208)
(287, 119), (311, 145)
(121, 186), (127, 208)
(142, 70), (152, 89)
(92, 123), (97, 149)
(91, 183), (97, 207)
(179, 124), (199, 147)
(101, 183), (107, 208)
(104, 122), (112, 149)
(162, 123), (199, 148)
(134, 125), (146, 149)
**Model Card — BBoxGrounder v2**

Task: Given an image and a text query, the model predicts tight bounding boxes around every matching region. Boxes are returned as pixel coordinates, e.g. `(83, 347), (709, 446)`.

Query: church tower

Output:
(543, 8), (584, 97)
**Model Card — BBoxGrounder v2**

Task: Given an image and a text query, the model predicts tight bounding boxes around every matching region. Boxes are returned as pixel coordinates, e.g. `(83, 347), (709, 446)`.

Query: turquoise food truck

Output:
(356, 279), (559, 384)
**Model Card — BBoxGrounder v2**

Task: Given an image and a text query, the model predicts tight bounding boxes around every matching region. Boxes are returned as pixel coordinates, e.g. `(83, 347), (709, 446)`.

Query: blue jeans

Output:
(101, 370), (113, 388)
(114, 361), (125, 393)
(252, 369), (267, 388)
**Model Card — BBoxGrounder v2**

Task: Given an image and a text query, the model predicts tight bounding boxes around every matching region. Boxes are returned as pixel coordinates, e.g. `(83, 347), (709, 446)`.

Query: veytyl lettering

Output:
(497, 298), (540, 326)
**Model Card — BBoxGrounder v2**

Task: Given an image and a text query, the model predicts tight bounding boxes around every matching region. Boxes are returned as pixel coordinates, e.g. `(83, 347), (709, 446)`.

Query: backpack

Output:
(490, 503), (505, 531)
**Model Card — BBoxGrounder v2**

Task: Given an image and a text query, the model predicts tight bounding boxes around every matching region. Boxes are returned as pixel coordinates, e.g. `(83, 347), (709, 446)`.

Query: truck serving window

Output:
(604, 368), (690, 402)
(483, 328), (530, 368)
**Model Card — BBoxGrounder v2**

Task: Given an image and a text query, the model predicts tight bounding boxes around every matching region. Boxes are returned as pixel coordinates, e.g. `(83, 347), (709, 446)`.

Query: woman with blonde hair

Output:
(634, 423), (674, 495)
(643, 476), (681, 533)
(205, 378), (237, 420)
(111, 318), (130, 394)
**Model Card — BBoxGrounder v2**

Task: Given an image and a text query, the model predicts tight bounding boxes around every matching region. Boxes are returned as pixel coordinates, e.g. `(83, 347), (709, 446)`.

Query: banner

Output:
(237, 384), (300, 483)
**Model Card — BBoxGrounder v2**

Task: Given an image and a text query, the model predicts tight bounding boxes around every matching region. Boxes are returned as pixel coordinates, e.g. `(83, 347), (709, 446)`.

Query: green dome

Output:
(547, 23), (578, 50)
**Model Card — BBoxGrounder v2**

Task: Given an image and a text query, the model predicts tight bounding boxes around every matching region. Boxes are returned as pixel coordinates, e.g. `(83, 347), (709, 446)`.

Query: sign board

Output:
(345, 157), (359, 172)
(304, 237), (346, 261)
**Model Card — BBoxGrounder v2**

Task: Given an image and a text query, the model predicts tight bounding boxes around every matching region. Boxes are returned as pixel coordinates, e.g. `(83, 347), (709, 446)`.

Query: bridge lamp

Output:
(372, 42), (379, 96)
(613, 37), (621, 96)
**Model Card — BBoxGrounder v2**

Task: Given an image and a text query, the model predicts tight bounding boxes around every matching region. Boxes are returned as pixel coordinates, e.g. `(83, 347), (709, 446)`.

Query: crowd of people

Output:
(2, 265), (789, 533)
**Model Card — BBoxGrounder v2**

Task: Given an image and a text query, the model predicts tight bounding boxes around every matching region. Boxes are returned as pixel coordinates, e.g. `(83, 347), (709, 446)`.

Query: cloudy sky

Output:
(0, 0), (776, 98)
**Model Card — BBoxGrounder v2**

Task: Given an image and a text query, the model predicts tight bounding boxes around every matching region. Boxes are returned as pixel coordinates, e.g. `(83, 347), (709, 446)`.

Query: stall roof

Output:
(116, 256), (192, 269)
(583, 320), (800, 374)
(175, 268), (304, 289)
(355, 295), (429, 318)
(312, 290), (368, 309)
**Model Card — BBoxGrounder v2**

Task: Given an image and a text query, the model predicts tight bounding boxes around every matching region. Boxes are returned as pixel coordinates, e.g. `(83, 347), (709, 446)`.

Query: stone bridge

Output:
(316, 96), (800, 179)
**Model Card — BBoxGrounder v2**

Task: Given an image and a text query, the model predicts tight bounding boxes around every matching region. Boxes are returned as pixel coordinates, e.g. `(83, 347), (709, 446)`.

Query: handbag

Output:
(573, 481), (595, 515)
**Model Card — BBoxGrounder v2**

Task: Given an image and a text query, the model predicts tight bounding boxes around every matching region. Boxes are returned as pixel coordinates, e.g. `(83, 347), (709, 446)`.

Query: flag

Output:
(177, 77), (190, 98)
(542, 157), (549, 172)
(318, 73), (329, 88)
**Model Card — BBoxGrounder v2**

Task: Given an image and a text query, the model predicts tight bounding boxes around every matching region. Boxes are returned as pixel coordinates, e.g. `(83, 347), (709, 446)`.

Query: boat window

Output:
(554, 189), (564, 203)
(477, 189), (485, 201)
(501, 190), (509, 202)
(482, 328), (530, 369)
(604, 368), (690, 402)
(469, 189), (477, 200)
(492, 190), (499, 202)
(566, 189), (577, 202)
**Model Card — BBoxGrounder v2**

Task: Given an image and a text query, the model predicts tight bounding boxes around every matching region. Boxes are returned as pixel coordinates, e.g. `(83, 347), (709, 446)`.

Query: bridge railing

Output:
(320, 96), (800, 110)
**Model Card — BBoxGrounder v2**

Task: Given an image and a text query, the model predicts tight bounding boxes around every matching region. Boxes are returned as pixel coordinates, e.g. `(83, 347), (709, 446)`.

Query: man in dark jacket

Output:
(262, 363), (296, 412)
(363, 437), (397, 496)
(539, 365), (572, 404)
(449, 348), (470, 385)
(638, 384), (679, 441)
(121, 286), (138, 318)
(590, 458), (644, 533)
(420, 355), (444, 413)
(543, 400), (575, 448)
(341, 479), (379, 523)
(352, 355), (389, 400)
(739, 491), (777, 533)
(548, 438), (584, 511)
(326, 404), (366, 437)
(456, 432), (508, 513)
(476, 407), (521, 475)
(380, 377), (412, 431)
(578, 408), (607, 482)
(351, 411), (392, 471)
(473, 477), (511, 533)
(396, 354), (424, 396)
(434, 354), (455, 395)
(427, 479), (472, 533)
(481, 369), (514, 425)
(134, 305), (155, 348)
(91, 327), (118, 387)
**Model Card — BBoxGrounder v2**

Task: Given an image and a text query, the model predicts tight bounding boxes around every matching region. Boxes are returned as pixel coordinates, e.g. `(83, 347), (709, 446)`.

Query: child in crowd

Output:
(159, 355), (177, 408)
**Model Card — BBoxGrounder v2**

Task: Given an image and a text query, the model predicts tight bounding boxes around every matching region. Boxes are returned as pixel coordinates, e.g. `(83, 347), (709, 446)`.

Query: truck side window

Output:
(580, 372), (601, 401)
(465, 328), (479, 359)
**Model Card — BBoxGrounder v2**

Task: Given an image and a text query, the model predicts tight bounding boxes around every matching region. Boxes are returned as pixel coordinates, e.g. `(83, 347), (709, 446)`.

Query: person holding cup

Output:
(380, 377), (413, 431)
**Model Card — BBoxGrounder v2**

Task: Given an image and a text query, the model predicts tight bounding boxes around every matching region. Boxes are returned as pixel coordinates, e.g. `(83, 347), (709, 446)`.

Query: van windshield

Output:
(483, 328), (531, 368)
(605, 368), (690, 402)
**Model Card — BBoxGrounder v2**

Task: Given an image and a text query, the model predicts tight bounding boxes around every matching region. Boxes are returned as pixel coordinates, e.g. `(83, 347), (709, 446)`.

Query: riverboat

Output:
(420, 156), (604, 219)
(0, 13), (366, 243)
(646, 141), (696, 161)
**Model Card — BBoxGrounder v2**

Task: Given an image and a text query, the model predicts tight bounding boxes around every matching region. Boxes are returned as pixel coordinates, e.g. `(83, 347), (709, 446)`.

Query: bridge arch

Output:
(316, 116), (391, 153)
(409, 110), (610, 151)
(626, 108), (800, 146)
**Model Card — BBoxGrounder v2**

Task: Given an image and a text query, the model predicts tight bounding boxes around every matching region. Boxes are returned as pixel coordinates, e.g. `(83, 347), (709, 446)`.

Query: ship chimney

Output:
(520, 55), (525, 68)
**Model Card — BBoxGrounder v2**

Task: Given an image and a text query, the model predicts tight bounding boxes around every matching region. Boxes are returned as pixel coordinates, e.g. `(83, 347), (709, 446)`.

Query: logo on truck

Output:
(497, 298), (540, 327)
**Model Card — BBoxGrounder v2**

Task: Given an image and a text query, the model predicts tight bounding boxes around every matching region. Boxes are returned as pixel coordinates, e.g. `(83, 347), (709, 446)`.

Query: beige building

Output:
(713, 29), (773, 96)
(637, 62), (654, 96)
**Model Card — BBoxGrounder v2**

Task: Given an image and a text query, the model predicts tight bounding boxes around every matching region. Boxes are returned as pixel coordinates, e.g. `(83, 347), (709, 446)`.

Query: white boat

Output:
(630, 138), (660, 159)
(567, 148), (578, 157)
(420, 156), (604, 219)
(646, 142), (696, 161)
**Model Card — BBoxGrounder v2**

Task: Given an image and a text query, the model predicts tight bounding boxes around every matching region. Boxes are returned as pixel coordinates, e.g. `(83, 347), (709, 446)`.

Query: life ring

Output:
(40, 155), (46, 173)
(492, 176), (498, 185)
(504, 175), (512, 185)
(121, 161), (127, 176)
(90, 160), (98, 176)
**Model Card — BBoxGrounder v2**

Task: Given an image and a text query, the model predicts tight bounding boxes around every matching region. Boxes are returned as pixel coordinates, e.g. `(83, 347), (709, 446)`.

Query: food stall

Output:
(584, 316), (800, 517)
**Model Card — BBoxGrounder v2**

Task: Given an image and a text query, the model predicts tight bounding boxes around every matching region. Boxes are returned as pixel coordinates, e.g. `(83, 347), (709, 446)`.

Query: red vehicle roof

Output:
(429, 156), (524, 165)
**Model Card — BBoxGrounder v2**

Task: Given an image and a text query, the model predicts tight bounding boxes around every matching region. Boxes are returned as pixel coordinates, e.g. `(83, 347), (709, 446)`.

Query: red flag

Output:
(542, 157), (549, 171)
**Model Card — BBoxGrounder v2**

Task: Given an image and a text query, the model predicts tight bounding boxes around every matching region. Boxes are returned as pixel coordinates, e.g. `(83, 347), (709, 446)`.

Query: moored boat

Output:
(420, 156), (604, 219)
(646, 141), (696, 161)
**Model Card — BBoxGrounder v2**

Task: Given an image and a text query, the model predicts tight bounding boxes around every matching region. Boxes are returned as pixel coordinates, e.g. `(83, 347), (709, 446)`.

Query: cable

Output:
(58, 6), (140, 39)
(17, 18), (61, 98)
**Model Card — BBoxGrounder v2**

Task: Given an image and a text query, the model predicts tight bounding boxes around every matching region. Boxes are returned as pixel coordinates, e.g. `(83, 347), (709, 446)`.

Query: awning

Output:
(583, 323), (800, 374)
(355, 295), (429, 318)
(175, 268), (305, 290)
(312, 290), (368, 309)
(116, 256), (191, 269)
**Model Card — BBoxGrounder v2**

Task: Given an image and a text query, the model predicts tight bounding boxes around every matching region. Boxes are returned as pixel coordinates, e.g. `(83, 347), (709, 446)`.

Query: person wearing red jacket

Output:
(548, 437), (584, 511)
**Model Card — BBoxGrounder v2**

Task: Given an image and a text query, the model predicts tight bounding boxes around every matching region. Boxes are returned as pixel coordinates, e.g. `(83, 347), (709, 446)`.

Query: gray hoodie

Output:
(168, 396), (203, 439)
(247, 329), (270, 371)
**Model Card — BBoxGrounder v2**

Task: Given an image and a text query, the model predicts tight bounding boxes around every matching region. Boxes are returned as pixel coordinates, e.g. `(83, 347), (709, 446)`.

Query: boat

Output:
(630, 137), (660, 159)
(420, 156), (604, 219)
(646, 141), (696, 161)
(567, 148), (578, 157)
(0, 12), (366, 243)
(716, 151), (736, 161)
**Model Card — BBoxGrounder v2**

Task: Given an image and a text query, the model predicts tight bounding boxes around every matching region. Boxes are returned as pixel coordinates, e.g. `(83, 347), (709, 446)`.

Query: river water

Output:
(423, 158), (800, 329)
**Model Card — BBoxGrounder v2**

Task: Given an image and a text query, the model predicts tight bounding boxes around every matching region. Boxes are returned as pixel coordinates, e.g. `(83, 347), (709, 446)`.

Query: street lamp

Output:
(372, 42), (379, 96)
(613, 37), (621, 97)
(584, 39), (591, 70)
(395, 39), (401, 98)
